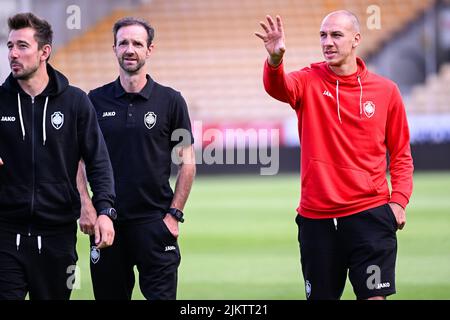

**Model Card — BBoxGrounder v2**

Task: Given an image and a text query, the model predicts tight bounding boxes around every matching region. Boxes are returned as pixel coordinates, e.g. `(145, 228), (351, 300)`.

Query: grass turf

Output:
(70, 172), (450, 300)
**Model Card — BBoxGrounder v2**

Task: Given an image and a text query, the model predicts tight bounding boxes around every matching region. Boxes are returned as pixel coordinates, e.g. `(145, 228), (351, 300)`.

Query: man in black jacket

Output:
(0, 12), (116, 300)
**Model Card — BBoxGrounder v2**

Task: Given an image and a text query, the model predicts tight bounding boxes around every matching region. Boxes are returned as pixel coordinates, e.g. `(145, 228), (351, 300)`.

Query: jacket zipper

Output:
(29, 96), (36, 236)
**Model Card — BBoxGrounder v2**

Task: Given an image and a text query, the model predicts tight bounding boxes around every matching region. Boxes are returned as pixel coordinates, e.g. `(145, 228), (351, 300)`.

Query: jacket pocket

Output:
(385, 204), (399, 232)
(35, 182), (72, 212)
(0, 184), (30, 212)
(302, 159), (378, 211)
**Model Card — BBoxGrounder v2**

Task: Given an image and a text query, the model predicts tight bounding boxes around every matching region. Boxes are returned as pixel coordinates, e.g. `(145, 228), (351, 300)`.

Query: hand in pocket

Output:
(388, 202), (406, 230)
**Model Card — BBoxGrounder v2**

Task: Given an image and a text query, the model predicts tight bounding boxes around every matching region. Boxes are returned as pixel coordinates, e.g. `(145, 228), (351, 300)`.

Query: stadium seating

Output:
(406, 63), (450, 114)
(52, 0), (435, 122)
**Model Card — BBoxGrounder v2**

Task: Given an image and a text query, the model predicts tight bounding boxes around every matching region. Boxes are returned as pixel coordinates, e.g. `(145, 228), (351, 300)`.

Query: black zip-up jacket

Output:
(0, 64), (115, 235)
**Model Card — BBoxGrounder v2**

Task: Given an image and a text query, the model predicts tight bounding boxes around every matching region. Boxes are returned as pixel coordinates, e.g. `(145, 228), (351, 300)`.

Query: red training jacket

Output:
(264, 57), (414, 218)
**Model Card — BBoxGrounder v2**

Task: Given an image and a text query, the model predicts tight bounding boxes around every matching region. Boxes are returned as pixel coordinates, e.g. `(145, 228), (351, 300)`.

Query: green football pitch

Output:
(70, 172), (450, 300)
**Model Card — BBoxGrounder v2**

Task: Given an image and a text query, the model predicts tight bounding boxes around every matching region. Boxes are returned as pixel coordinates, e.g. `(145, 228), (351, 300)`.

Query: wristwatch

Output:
(168, 207), (184, 223)
(98, 207), (117, 221)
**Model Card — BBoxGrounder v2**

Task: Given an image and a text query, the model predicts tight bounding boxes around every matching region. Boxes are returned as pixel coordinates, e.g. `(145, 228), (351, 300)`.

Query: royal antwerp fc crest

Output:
(305, 280), (312, 299)
(51, 111), (64, 129)
(90, 246), (100, 264)
(144, 112), (157, 129)
(363, 101), (376, 118)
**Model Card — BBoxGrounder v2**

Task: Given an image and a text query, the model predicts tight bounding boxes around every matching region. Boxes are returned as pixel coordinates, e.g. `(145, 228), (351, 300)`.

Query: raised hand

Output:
(255, 15), (286, 67)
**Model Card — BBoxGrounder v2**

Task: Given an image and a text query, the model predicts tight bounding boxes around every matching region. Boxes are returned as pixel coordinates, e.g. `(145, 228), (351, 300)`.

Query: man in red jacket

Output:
(256, 10), (413, 300)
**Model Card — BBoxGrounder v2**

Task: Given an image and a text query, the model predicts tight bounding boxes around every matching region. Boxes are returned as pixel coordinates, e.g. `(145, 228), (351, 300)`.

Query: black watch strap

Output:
(168, 208), (184, 223)
(98, 207), (117, 221)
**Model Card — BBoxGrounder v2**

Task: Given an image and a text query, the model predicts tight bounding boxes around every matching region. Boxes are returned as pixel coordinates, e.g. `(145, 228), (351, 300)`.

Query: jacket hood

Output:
(2, 63), (69, 96)
(311, 57), (369, 124)
(2, 64), (70, 146)
(312, 56), (368, 86)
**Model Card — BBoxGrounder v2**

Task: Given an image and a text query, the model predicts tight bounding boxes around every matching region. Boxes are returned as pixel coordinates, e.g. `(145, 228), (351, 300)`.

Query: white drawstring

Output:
(42, 97), (49, 145)
(37, 235), (42, 254)
(17, 94), (49, 145)
(357, 76), (363, 119)
(16, 233), (21, 251)
(15, 233), (43, 253)
(17, 94), (25, 140)
(333, 218), (338, 230)
(336, 80), (342, 124)
(335, 77), (363, 123)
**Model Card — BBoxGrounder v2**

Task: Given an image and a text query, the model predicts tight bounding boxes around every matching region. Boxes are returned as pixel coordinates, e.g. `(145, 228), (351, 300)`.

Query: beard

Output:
(118, 56), (146, 74)
(11, 62), (39, 80)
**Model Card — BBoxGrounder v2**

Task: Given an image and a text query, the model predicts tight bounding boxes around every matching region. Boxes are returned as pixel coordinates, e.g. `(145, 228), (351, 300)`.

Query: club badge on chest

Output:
(144, 112), (157, 129)
(51, 111), (64, 129)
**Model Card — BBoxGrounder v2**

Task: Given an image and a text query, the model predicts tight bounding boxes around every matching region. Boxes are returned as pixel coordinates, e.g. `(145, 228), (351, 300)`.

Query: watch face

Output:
(169, 208), (184, 222)
(101, 208), (117, 220)
(109, 208), (117, 220)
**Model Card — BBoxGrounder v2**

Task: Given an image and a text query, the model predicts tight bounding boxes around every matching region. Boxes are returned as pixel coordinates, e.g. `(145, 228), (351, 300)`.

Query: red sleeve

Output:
(263, 59), (306, 110)
(386, 85), (414, 208)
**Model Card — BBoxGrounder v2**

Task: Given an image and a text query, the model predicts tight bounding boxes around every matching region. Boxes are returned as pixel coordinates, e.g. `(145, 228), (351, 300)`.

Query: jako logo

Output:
(376, 282), (390, 289)
(165, 246), (176, 252)
(1, 116), (16, 122)
(102, 111), (116, 117)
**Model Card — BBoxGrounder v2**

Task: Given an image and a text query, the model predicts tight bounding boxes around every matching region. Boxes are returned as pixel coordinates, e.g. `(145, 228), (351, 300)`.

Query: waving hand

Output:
(255, 15), (286, 67)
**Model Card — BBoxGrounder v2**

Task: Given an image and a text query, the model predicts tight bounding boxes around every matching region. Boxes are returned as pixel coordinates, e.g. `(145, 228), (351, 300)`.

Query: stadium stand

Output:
(52, 0), (435, 122)
(406, 62), (450, 113)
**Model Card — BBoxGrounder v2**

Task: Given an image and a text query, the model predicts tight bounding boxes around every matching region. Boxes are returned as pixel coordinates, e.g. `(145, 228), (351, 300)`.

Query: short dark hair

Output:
(113, 17), (154, 47)
(8, 12), (53, 49)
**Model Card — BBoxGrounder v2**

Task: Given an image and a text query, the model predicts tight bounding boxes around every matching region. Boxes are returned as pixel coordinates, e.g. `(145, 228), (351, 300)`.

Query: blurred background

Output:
(1, 0), (449, 299)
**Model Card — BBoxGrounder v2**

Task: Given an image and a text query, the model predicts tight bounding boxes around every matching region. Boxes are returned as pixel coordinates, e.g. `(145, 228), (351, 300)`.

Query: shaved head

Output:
(319, 10), (361, 74)
(322, 10), (360, 33)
